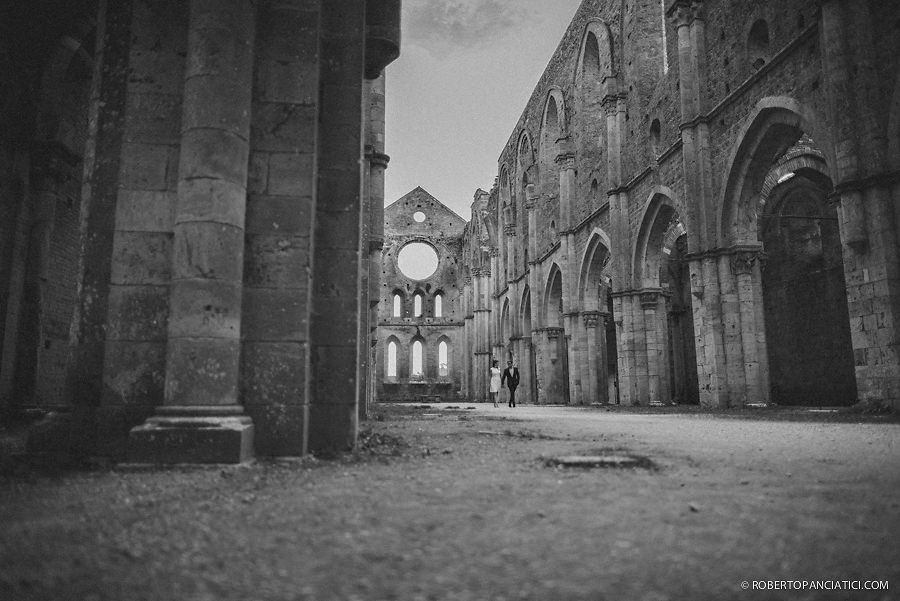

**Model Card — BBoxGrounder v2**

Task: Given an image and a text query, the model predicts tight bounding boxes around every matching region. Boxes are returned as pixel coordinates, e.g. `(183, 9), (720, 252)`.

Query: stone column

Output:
(640, 291), (663, 404)
(525, 185), (540, 303)
(582, 311), (600, 404)
(309, 0), (372, 451)
(732, 248), (770, 405)
(462, 275), (474, 399)
(130, 0), (256, 464)
(364, 73), (388, 419)
(504, 223), (516, 286)
(473, 268), (492, 401)
(489, 247), (501, 358)
(557, 141), (580, 404)
(821, 0), (900, 409)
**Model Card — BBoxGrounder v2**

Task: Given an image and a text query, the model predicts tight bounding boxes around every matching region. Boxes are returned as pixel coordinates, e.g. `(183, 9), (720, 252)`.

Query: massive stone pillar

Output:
(533, 327), (566, 404)
(669, 0), (745, 408)
(640, 290), (669, 404)
(364, 73), (389, 420)
(821, 0), (900, 409)
(309, 0), (370, 451)
(515, 336), (533, 404)
(583, 310), (609, 405)
(130, 0), (256, 463)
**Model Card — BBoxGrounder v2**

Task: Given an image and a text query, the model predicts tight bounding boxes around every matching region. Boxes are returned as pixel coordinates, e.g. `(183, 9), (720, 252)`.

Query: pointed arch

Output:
(437, 335), (451, 378)
(543, 263), (564, 328)
(541, 88), (567, 139)
(413, 290), (424, 317)
(575, 20), (615, 88)
(516, 130), (536, 174)
(520, 285), (533, 335)
(633, 187), (683, 289)
(391, 289), (404, 318)
(579, 228), (612, 312)
(433, 290), (444, 318)
(717, 97), (835, 247)
(385, 336), (400, 378)
(410, 336), (425, 379)
(501, 297), (512, 343)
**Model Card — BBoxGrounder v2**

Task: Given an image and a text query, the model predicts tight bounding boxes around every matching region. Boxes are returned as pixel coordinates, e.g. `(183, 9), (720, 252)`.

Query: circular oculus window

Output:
(397, 242), (439, 280)
(413, 211), (426, 223)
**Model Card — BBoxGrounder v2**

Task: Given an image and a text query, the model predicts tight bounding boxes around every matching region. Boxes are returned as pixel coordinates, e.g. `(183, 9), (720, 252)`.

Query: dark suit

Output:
(501, 367), (520, 407)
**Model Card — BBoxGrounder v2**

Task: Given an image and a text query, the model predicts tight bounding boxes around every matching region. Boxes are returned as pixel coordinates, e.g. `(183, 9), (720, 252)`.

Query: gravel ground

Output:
(1, 402), (899, 601)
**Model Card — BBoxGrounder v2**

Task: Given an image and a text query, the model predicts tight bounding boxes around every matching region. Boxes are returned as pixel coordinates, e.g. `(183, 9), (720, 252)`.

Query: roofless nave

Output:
(2, 0), (899, 464)
(377, 0), (900, 415)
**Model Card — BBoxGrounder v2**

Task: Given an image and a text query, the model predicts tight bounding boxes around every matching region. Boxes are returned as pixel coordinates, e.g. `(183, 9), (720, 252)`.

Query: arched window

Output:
(438, 340), (449, 377)
(387, 340), (398, 377)
(414, 293), (423, 317)
(411, 340), (424, 377)
(434, 293), (443, 317)
(392, 294), (402, 317)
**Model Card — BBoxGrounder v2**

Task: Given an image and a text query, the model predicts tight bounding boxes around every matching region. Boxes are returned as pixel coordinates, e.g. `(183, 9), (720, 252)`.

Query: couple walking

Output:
(489, 360), (519, 407)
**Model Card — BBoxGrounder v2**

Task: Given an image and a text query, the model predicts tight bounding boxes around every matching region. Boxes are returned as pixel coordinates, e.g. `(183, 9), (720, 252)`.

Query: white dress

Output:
(489, 367), (502, 393)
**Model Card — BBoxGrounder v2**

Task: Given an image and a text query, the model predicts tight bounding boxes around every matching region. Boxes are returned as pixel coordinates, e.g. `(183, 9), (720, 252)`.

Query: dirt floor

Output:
(2, 402), (899, 601)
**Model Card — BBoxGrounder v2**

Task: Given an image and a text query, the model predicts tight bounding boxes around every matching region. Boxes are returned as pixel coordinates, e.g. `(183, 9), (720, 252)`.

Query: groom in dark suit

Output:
(501, 361), (520, 407)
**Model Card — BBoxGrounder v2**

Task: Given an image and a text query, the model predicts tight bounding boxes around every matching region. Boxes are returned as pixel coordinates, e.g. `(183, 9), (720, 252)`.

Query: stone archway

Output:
(718, 101), (855, 406)
(758, 158), (856, 405)
(578, 231), (615, 404)
(535, 265), (568, 404)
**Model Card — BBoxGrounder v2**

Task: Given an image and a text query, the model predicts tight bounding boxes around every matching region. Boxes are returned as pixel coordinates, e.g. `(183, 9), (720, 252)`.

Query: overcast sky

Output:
(383, 0), (584, 221)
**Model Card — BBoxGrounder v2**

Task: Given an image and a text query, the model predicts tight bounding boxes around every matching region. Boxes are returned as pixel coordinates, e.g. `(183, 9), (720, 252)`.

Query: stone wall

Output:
(375, 188), (466, 402)
(458, 0), (900, 410)
(0, 0), (400, 463)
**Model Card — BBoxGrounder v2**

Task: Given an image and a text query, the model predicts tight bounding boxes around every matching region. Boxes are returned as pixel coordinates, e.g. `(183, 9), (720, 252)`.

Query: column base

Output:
(127, 410), (254, 465)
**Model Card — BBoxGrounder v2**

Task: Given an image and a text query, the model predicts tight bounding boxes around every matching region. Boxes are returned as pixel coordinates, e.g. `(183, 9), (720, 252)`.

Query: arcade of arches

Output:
(379, 0), (900, 412)
(2, 0), (900, 465)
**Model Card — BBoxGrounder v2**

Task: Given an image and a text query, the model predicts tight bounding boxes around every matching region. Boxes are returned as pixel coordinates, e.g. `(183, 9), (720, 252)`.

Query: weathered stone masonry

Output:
(0, 0), (400, 462)
(455, 0), (900, 410)
(375, 188), (466, 402)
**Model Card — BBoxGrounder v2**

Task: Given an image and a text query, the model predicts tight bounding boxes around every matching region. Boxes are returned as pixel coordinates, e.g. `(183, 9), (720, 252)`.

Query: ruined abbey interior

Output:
(2, 0), (900, 464)
(378, 0), (900, 414)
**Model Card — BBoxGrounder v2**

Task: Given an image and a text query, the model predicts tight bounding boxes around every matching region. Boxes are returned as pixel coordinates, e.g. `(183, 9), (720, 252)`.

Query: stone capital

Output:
(667, 0), (703, 28)
(504, 223), (517, 236)
(555, 151), (577, 170)
(544, 327), (564, 340)
(602, 96), (619, 117)
(489, 247), (500, 258)
(640, 291), (660, 309)
(730, 248), (766, 276)
(582, 310), (602, 329)
(365, 150), (390, 169)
